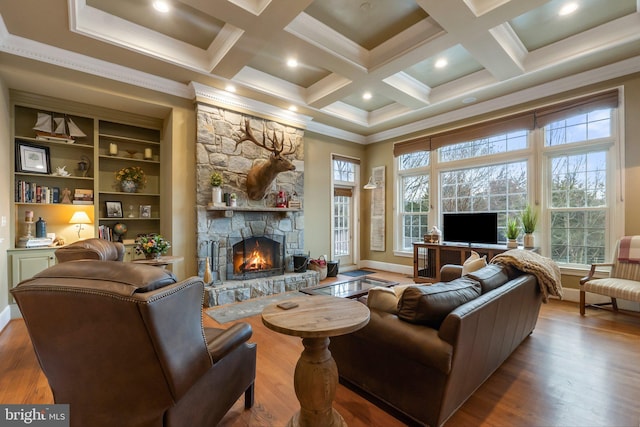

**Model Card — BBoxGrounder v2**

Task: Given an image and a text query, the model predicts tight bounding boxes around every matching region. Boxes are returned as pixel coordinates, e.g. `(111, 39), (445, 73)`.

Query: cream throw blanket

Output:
(491, 249), (563, 303)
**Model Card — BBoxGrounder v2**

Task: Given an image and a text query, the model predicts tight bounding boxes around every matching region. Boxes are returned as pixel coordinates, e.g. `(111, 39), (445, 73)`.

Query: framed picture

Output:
(16, 141), (51, 174)
(105, 201), (123, 218)
(139, 205), (152, 218)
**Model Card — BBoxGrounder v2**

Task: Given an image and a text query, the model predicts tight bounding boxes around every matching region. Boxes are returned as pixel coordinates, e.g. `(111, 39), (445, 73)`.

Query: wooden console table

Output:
(413, 242), (534, 283)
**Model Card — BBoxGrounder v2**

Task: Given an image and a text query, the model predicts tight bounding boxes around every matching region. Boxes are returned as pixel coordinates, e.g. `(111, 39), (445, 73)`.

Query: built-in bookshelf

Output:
(10, 92), (163, 248)
(96, 120), (161, 243)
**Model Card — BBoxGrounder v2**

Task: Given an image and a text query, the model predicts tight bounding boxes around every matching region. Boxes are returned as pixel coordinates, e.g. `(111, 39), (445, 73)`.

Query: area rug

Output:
(206, 291), (306, 324)
(341, 269), (376, 277)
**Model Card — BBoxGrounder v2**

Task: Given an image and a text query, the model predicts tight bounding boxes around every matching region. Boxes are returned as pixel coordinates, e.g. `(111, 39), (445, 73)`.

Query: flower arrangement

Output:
(115, 166), (147, 188)
(210, 171), (223, 187)
(134, 234), (170, 258)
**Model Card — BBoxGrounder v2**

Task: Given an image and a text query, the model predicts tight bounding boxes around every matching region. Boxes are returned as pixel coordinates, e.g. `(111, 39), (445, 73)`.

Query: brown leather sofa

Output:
(329, 264), (543, 427)
(54, 237), (125, 262)
(11, 260), (256, 427)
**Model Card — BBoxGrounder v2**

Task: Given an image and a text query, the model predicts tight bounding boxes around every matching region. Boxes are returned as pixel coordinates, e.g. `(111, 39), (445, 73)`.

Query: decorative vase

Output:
(507, 239), (518, 249)
(121, 180), (137, 193)
(212, 186), (222, 204)
(523, 233), (534, 249)
(145, 252), (161, 260)
(203, 256), (212, 284)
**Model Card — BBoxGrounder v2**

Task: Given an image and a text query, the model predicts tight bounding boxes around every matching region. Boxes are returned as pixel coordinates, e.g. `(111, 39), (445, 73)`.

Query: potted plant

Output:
(115, 166), (146, 193)
(210, 171), (223, 204)
(520, 204), (538, 248)
(229, 192), (237, 207)
(134, 234), (171, 260)
(506, 216), (520, 248)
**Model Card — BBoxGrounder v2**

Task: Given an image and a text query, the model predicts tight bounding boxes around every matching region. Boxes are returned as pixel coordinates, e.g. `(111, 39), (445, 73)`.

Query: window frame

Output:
(393, 92), (624, 274)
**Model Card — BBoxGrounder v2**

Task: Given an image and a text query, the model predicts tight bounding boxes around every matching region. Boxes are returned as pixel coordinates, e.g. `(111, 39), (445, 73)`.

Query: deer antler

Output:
(235, 119), (296, 156)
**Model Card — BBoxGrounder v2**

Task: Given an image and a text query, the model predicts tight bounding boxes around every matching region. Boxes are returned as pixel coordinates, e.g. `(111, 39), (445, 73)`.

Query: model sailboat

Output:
(33, 112), (87, 143)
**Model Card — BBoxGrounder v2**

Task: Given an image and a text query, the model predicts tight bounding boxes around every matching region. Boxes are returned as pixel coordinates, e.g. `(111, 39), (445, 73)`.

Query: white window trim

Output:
(393, 90), (625, 273)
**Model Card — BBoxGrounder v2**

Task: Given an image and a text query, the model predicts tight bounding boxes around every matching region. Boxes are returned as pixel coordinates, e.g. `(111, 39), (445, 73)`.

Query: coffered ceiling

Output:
(1, 0), (639, 143)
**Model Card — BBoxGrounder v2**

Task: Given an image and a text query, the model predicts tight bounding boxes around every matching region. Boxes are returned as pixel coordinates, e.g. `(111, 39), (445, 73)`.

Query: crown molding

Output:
(367, 54), (640, 143)
(189, 81), (312, 129)
(0, 15), (192, 99)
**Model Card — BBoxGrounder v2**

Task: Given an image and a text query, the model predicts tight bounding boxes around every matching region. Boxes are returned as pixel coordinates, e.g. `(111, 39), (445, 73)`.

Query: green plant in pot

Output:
(520, 204), (538, 248)
(506, 216), (520, 248)
(210, 171), (223, 204)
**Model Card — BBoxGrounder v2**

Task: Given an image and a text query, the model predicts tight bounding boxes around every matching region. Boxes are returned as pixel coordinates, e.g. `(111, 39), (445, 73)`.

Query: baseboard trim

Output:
(359, 260), (412, 277)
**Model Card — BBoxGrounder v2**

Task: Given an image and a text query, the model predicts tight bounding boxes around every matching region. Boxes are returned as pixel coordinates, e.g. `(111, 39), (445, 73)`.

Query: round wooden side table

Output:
(262, 295), (370, 427)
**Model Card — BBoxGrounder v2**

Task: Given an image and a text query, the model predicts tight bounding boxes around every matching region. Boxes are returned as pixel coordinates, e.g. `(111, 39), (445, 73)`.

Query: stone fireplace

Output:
(227, 234), (285, 280)
(195, 104), (317, 306)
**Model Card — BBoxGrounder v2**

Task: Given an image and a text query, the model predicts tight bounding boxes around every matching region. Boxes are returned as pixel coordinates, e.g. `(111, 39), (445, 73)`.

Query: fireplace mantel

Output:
(206, 206), (301, 217)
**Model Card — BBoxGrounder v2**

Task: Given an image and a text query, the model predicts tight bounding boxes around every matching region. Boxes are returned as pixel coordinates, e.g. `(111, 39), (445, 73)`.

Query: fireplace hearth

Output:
(227, 235), (285, 280)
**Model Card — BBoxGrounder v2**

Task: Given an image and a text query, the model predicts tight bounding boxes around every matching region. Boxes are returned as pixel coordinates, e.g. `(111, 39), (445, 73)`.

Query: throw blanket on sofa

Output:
(491, 249), (563, 302)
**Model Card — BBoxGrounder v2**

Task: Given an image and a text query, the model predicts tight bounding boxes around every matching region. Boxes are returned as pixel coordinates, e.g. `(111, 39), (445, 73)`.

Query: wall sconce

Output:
(363, 176), (377, 190)
(69, 211), (92, 239)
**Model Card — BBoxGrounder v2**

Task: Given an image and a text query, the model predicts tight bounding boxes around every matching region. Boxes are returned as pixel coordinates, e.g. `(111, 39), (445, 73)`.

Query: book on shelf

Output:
(74, 188), (93, 201)
(15, 180), (59, 204)
(72, 200), (93, 205)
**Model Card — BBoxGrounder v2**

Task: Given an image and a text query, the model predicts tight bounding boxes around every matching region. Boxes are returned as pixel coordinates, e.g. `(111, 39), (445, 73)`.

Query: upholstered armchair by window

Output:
(11, 261), (256, 427)
(54, 237), (125, 262)
(580, 236), (640, 315)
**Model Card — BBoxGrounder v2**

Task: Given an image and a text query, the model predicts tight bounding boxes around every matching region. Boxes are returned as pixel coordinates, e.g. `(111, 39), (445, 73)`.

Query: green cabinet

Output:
(9, 248), (57, 301)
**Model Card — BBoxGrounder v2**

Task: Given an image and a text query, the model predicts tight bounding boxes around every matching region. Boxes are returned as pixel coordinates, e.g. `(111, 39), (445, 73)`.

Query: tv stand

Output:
(413, 242), (522, 283)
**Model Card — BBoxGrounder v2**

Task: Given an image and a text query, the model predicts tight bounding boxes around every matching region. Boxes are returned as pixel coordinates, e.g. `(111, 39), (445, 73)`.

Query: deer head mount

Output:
(235, 119), (297, 200)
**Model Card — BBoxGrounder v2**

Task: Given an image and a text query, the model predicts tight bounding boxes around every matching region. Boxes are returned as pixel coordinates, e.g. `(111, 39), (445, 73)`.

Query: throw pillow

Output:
(462, 250), (487, 276)
(367, 285), (411, 314)
(397, 278), (481, 328)
(466, 264), (509, 294)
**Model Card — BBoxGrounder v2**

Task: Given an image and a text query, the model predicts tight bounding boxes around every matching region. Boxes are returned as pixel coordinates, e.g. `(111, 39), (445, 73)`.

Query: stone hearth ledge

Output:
(203, 270), (319, 307)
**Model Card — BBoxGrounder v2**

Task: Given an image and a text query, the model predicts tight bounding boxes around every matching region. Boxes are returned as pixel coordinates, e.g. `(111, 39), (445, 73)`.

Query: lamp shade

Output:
(69, 211), (91, 224)
(363, 176), (377, 190)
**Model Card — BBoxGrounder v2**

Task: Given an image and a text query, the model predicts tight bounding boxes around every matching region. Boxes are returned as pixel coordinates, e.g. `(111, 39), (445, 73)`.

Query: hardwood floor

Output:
(1, 270), (639, 426)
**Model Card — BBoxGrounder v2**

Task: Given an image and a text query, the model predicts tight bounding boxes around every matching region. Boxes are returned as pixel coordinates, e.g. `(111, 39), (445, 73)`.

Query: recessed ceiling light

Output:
(287, 58), (298, 68)
(558, 2), (578, 16)
(435, 58), (448, 69)
(288, 105), (297, 112)
(153, 1), (170, 13)
(225, 84), (236, 93)
(462, 97), (477, 104)
(362, 92), (372, 100)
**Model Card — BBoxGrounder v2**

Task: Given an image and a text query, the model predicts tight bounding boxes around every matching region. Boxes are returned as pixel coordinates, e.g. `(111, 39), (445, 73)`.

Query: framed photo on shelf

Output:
(105, 201), (123, 218)
(139, 205), (152, 218)
(16, 141), (51, 174)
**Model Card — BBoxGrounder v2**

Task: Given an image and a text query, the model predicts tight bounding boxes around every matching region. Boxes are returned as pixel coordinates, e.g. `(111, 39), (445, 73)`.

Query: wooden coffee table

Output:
(262, 295), (370, 427)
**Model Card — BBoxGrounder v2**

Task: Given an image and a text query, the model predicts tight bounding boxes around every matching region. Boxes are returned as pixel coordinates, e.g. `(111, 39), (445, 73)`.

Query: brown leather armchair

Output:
(54, 238), (125, 262)
(11, 260), (256, 427)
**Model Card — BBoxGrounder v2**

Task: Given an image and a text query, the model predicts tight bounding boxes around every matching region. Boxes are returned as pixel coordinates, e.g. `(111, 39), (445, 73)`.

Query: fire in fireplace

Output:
(227, 235), (285, 280)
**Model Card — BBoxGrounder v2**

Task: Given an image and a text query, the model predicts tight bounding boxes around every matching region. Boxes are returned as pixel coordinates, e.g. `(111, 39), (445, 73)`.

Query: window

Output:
(394, 90), (621, 268)
(441, 161), (527, 241)
(545, 109), (613, 264)
(397, 152), (430, 251)
(333, 159), (355, 182)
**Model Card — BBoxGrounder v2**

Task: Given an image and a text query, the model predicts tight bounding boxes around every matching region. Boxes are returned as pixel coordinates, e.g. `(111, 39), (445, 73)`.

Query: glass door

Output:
(333, 187), (353, 266)
(331, 155), (360, 269)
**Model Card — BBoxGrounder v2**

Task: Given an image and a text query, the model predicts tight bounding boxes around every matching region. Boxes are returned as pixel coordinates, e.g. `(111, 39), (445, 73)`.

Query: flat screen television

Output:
(442, 212), (498, 245)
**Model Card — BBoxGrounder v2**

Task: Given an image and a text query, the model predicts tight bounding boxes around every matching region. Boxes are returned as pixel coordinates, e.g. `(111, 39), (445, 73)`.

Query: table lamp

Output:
(69, 211), (92, 238)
